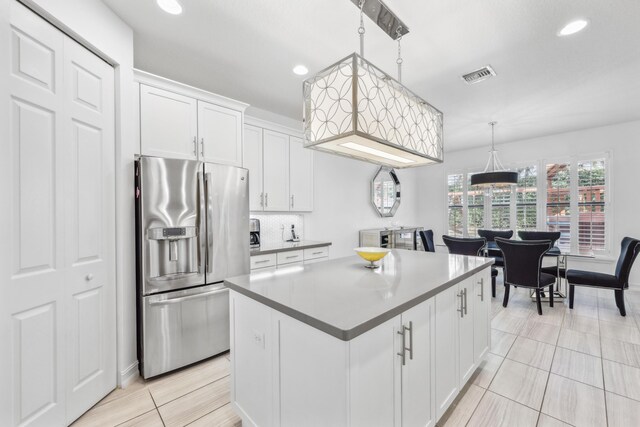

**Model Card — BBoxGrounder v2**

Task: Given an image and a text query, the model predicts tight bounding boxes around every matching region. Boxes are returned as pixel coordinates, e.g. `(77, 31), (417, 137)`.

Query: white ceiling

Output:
(103, 0), (640, 151)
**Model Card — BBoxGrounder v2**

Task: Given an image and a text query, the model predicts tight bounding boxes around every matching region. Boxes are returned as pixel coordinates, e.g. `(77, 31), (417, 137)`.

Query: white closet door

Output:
(2, 3), (116, 426)
(4, 3), (66, 426)
(62, 36), (116, 424)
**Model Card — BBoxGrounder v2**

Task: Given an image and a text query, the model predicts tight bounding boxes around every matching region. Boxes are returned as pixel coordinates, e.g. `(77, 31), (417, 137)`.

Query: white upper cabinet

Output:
(140, 84), (197, 160)
(243, 120), (314, 212)
(198, 100), (242, 166)
(243, 125), (264, 211)
(263, 130), (290, 211)
(136, 71), (247, 166)
(289, 137), (314, 211)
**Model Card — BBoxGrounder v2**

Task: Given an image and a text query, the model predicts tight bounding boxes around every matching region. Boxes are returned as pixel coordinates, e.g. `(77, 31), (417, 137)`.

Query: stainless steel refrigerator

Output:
(134, 156), (249, 378)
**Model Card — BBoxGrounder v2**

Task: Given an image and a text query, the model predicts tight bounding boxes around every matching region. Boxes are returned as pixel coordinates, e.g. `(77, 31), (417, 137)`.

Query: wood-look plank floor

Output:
(439, 277), (640, 427)
(73, 276), (640, 427)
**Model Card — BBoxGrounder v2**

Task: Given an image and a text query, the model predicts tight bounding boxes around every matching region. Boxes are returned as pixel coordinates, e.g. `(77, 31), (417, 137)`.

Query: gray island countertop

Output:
(225, 249), (493, 341)
(249, 240), (332, 256)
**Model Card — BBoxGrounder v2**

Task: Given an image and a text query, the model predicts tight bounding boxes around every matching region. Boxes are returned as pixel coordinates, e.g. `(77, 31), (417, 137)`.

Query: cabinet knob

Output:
(85, 274), (94, 282)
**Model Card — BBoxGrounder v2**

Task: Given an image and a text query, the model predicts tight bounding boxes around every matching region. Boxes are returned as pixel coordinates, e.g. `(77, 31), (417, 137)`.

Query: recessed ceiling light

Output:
(156, 0), (183, 15)
(558, 19), (589, 36)
(293, 65), (309, 76)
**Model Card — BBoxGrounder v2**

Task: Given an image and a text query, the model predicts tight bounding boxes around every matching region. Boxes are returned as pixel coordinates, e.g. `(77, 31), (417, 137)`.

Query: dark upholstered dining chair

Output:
(442, 235), (498, 297)
(567, 237), (640, 316)
(518, 231), (564, 283)
(495, 237), (555, 315)
(478, 229), (513, 268)
(419, 230), (435, 253)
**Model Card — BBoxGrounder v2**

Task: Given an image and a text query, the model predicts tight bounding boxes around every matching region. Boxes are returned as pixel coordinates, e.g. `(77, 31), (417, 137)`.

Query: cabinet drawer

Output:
(250, 253), (277, 270)
(304, 246), (329, 261)
(277, 250), (304, 265)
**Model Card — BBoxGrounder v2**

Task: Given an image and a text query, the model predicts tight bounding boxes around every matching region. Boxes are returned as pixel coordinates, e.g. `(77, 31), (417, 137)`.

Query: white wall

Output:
(20, 0), (139, 386)
(306, 152), (422, 259)
(417, 119), (640, 285)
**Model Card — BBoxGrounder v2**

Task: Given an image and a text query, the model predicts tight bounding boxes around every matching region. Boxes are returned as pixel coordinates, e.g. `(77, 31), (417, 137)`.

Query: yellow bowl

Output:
(354, 247), (391, 262)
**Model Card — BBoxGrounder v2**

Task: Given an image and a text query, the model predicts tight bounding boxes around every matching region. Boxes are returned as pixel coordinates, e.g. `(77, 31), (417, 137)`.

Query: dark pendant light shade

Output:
(470, 171), (518, 187)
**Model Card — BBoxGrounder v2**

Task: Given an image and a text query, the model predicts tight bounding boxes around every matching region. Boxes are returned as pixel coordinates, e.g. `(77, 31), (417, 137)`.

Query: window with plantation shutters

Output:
(467, 174), (485, 238)
(516, 166), (537, 231)
(546, 163), (571, 250)
(491, 187), (511, 229)
(577, 159), (606, 251)
(447, 174), (464, 237)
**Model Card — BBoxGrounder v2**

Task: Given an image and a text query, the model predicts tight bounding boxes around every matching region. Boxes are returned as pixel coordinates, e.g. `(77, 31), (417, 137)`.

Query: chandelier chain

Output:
(396, 26), (403, 82)
(358, 0), (366, 57)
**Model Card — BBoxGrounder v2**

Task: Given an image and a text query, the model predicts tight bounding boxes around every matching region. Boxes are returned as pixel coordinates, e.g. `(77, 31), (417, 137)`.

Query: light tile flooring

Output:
(74, 279), (640, 427)
(439, 279), (640, 427)
(72, 353), (239, 427)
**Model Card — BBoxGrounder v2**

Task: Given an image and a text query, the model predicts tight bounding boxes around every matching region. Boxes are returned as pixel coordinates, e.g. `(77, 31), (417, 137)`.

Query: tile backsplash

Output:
(251, 214), (304, 245)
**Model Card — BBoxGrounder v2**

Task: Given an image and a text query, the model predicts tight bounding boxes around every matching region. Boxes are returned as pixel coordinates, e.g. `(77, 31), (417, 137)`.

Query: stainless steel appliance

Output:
(249, 218), (260, 249)
(359, 226), (424, 251)
(135, 156), (249, 378)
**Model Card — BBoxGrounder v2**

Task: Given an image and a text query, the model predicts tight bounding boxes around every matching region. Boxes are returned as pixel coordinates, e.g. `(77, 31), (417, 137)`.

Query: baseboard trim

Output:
(119, 361), (139, 388)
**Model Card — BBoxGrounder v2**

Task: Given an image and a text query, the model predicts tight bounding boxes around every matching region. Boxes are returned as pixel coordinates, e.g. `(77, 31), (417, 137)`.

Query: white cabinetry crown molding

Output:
(245, 115), (303, 138)
(134, 69), (249, 112)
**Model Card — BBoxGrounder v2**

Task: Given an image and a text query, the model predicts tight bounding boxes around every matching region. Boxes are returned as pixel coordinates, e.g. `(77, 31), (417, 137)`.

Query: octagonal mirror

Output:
(371, 167), (401, 217)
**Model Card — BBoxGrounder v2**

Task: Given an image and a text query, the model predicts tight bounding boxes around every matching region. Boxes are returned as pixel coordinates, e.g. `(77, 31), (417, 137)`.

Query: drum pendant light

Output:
(470, 122), (518, 187)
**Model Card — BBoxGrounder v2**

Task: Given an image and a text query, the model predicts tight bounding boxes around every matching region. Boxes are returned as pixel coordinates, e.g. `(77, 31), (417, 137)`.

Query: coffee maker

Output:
(249, 219), (260, 249)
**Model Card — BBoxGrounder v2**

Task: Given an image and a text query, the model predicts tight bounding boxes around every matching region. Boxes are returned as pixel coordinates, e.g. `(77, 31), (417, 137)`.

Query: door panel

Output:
(11, 302), (58, 426)
(262, 130), (290, 211)
(289, 137), (313, 211)
(140, 84), (197, 160)
(63, 35), (116, 424)
(402, 299), (436, 427)
(198, 100), (242, 166)
(205, 163), (250, 283)
(243, 124), (263, 211)
(5, 3), (66, 426)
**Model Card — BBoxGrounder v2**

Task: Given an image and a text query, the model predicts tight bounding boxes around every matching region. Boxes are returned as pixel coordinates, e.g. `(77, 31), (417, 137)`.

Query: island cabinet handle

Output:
(397, 328), (406, 366)
(405, 321), (413, 360)
(463, 288), (468, 315)
(478, 278), (484, 301)
(457, 291), (464, 318)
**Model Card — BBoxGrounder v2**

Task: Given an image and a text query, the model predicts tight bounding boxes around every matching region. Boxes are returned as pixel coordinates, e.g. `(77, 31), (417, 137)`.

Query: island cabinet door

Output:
(473, 271), (491, 362)
(458, 278), (476, 385)
(349, 316), (402, 427)
(400, 299), (436, 427)
(434, 285), (461, 420)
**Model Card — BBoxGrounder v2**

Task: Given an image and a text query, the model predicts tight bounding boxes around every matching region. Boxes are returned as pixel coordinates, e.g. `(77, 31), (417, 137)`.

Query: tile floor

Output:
(439, 279), (640, 427)
(74, 278), (640, 427)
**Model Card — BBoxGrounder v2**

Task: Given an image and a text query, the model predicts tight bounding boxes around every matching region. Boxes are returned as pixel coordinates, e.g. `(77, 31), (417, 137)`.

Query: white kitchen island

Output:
(224, 250), (493, 427)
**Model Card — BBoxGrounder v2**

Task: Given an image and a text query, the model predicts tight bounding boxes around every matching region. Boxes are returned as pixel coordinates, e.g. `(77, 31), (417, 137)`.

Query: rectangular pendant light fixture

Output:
(303, 53), (444, 168)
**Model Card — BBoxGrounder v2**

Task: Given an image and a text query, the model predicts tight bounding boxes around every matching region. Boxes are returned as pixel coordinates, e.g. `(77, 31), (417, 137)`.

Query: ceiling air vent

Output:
(461, 65), (496, 85)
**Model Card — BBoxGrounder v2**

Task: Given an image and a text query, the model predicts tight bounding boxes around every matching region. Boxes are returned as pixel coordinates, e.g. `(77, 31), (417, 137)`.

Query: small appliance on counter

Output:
(286, 224), (300, 242)
(250, 218), (261, 249)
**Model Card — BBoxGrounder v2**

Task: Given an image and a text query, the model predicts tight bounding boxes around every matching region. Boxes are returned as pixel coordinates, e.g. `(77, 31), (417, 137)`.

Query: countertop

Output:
(250, 240), (332, 256)
(225, 250), (493, 341)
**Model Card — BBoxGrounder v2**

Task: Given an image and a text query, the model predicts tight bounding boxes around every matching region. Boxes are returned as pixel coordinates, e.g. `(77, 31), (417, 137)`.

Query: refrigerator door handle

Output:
(148, 287), (227, 305)
(205, 172), (212, 276)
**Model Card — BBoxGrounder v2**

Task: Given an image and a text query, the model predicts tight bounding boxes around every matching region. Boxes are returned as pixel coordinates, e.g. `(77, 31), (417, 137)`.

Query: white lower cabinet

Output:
(249, 246), (330, 271)
(435, 271), (492, 419)
(230, 267), (490, 427)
